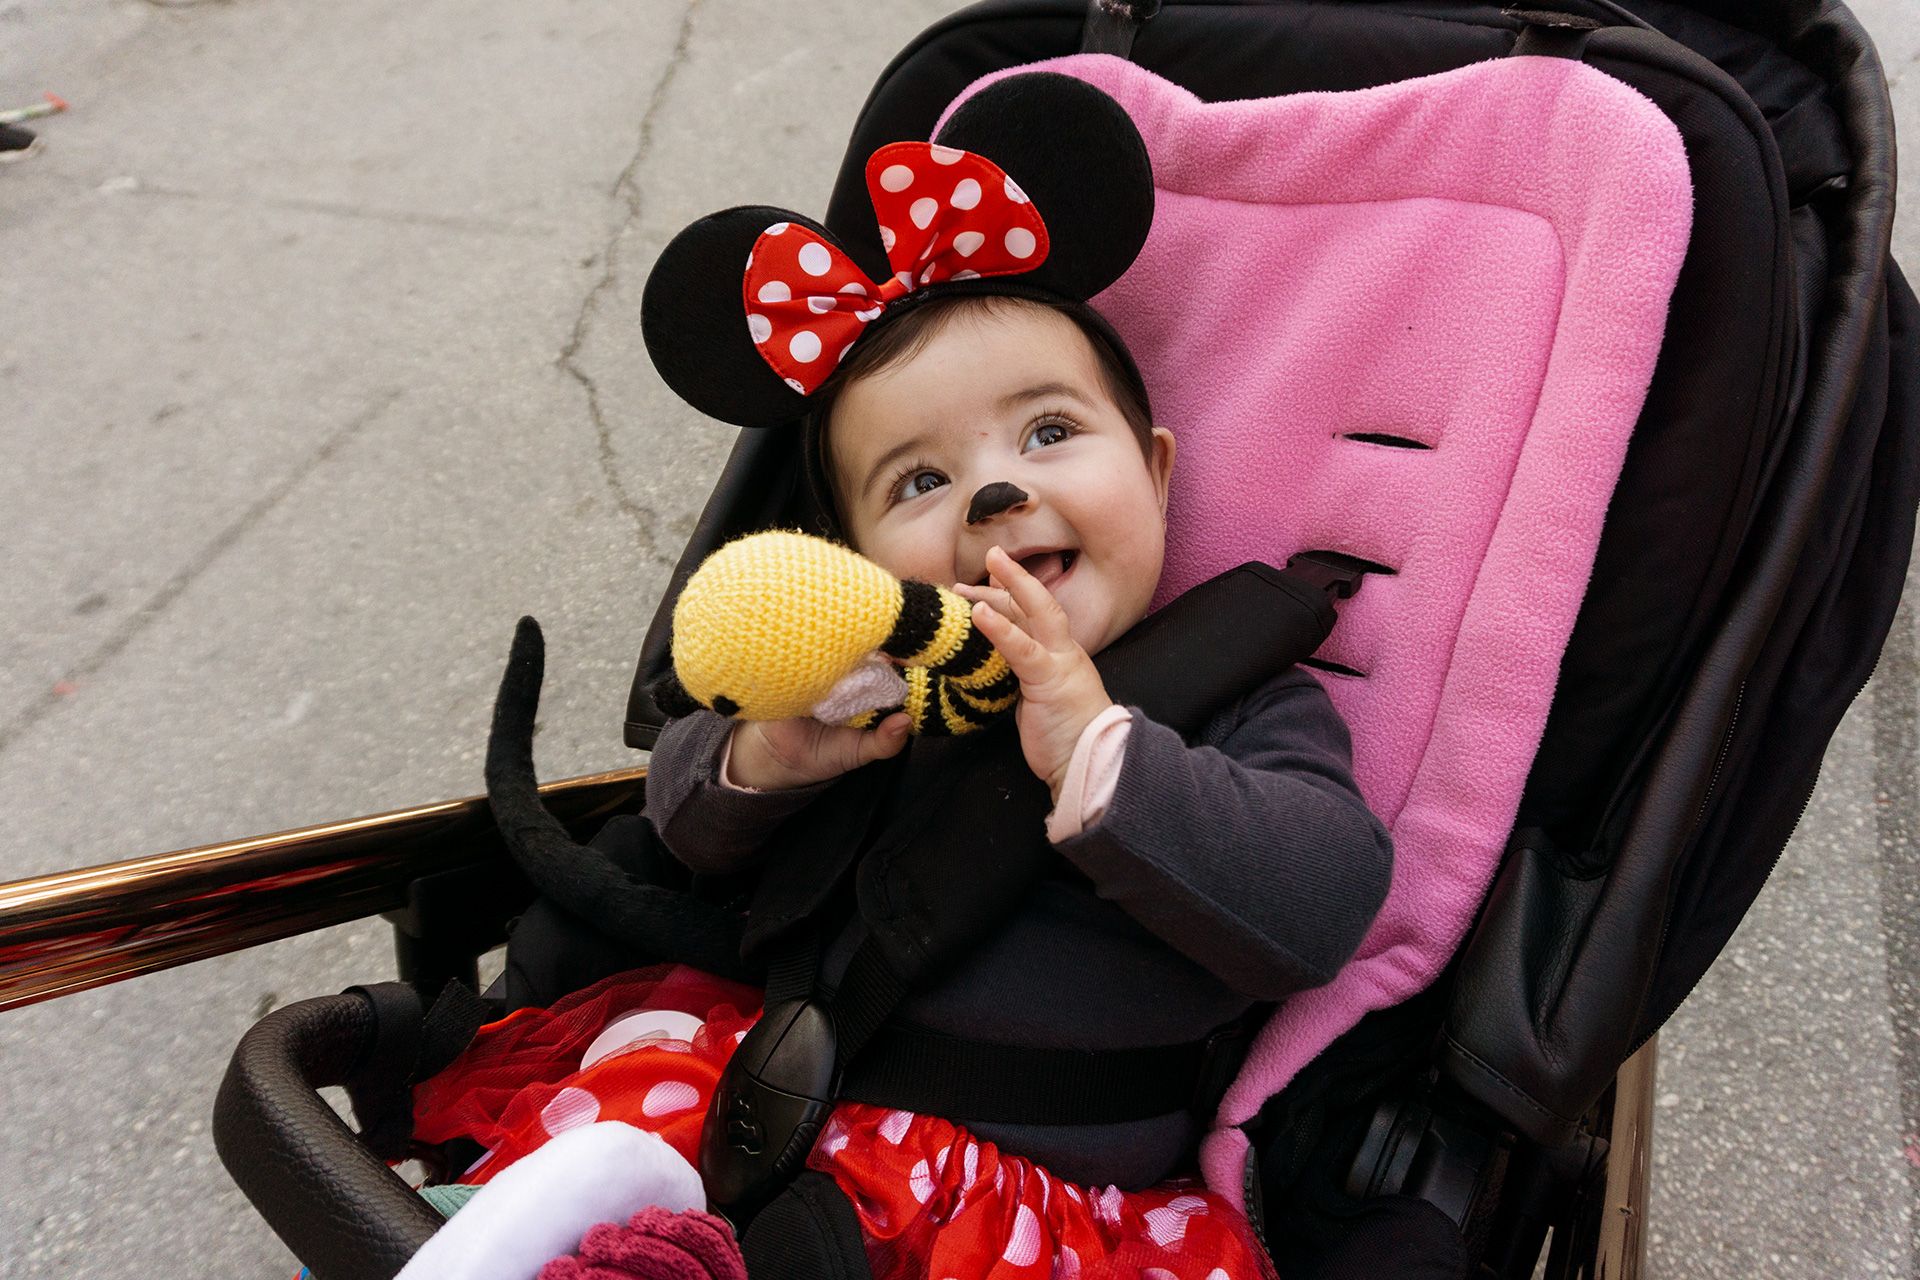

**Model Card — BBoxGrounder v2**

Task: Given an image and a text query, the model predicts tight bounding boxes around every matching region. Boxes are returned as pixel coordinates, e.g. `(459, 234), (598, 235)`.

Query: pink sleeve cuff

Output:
(1046, 704), (1133, 843)
(717, 730), (760, 793)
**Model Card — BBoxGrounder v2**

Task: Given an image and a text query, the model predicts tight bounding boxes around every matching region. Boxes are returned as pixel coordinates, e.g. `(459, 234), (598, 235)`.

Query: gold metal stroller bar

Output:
(0, 767), (648, 1012)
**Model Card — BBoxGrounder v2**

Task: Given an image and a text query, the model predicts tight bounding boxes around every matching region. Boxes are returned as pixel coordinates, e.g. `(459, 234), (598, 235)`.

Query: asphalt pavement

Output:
(0, 2), (1915, 1277)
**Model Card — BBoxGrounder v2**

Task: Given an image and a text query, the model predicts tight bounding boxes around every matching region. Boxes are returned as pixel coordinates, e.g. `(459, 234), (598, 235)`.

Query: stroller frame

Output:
(0, 765), (1657, 1277)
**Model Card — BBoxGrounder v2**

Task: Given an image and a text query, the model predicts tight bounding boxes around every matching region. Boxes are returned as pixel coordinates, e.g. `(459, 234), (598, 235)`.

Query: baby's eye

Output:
(1022, 418), (1077, 451)
(892, 468), (948, 503)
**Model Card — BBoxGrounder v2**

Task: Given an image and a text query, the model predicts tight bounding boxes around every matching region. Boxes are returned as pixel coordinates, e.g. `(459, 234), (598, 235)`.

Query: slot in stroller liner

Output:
(933, 52), (1690, 1189)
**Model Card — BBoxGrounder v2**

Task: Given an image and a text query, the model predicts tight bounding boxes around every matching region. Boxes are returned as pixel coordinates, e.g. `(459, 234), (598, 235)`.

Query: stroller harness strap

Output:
(940, 51), (1693, 1193)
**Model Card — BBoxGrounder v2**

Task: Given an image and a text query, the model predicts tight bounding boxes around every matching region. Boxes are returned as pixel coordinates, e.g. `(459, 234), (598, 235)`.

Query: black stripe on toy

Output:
(957, 668), (1019, 706)
(939, 678), (999, 730)
(940, 623), (997, 681)
(884, 581), (943, 662)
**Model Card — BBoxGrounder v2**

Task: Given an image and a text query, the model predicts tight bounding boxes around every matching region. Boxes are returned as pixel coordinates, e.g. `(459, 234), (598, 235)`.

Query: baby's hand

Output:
(727, 712), (910, 791)
(956, 546), (1115, 801)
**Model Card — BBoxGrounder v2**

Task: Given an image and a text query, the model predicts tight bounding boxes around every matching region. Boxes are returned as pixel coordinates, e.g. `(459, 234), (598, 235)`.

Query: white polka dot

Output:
(807, 295), (836, 314)
(909, 197), (938, 230)
(837, 343), (853, 363)
(953, 231), (985, 258)
(788, 331), (821, 363)
(895, 270), (914, 290)
(1063, 1184), (1083, 1204)
(756, 280), (790, 304)
(1143, 1198), (1207, 1247)
(838, 281), (868, 296)
(919, 264), (937, 284)
(747, 313), (771, 344)
(1055, 1244), (1082, 1280)
(854, 304), (883, 322)
(950, 269), (981, 281)
(879, 225), (896, 251)
(765, 221), (789, 235)
(929, 144), (964, 165)
(1205, 1270), (1232, 1280)
(934, 1145), (951, 1175)
(817, 1119), (849, 1159)
(733, 1029), (749, 1043)
(540, 1087), (599, 1136)
(1003, 176), (1029, 203)
(1096, 1185), (1124, 1226)
(797, 242), (833, 276)
(880, 163), (915, 192)
(878, 1109), (913, 1144)
(641, 1080), (702, 1117)
(910, 1158), (935, 1203)
(1003, 1205), (1042, 1267)
(784, 377), (806, 393)
(1142, 1270), (1180, 1280)
(950, 178), (981, 210)
(1004, 227), (1037, 258)
(961, 1142), (980, 1191)
(744, 251), (752, 270)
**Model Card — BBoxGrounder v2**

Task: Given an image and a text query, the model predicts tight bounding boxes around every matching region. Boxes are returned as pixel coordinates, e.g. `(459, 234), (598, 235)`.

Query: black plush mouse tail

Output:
(482, 617), (752, 981)
(485, 617), (586, 864)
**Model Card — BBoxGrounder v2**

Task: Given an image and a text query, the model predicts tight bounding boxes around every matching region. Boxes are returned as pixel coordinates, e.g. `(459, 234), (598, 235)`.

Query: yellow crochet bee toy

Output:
(651, 530), (1018, 736)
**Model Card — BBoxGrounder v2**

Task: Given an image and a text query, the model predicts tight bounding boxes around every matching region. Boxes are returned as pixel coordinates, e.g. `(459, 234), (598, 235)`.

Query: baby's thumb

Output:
(855, 713), (912, 765)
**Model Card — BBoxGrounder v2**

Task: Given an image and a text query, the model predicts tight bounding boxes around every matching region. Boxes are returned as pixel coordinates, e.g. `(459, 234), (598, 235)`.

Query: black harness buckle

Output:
(700, 999), (840, 1224)
(1191, 1010), (1263, 1115)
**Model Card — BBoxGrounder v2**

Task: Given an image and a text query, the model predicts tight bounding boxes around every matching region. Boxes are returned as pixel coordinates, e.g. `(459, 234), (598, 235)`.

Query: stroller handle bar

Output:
(0, 766), (648, 1012)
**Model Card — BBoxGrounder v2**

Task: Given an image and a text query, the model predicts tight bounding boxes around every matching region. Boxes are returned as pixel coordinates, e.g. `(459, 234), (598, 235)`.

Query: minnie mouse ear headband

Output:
(640, 72), (1155, 429)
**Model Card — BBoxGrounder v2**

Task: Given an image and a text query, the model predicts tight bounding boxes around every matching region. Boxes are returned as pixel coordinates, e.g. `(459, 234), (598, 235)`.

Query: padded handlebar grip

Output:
(213, 993), (443, 1280)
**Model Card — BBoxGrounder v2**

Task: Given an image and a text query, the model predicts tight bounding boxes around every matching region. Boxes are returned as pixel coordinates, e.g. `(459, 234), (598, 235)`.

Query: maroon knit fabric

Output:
(536, 1208), (746, 1280)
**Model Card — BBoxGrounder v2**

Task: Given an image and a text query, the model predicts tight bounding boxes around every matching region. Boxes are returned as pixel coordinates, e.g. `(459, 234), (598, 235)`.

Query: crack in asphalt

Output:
(0, 390), (402, 759)
(556, 0), (703, 574)
(55, 171), (560, 240)
(1887, 46), (1920, 93)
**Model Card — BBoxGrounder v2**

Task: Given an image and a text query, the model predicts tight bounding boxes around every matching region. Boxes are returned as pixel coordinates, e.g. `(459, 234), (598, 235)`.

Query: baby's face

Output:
(829, 302), (1175, 656)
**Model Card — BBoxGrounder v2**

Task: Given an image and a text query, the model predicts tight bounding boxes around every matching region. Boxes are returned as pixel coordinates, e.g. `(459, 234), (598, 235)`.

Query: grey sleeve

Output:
(644, 711), (829, 876)
(1051, 668), (1393, 999)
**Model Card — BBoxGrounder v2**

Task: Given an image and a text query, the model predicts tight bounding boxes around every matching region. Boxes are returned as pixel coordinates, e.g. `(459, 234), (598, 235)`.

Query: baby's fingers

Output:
(971, 599), (1050, 681)
(984, 547), (1070, 647)
(953, 581), (1018, 621)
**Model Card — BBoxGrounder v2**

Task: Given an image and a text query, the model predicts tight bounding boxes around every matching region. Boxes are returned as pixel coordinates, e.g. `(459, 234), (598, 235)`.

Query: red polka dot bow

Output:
(742, 141), (1051, 395)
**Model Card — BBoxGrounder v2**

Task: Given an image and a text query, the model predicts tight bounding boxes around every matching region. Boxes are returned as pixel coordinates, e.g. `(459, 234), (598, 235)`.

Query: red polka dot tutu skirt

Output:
(411, 966), (1276, 1280)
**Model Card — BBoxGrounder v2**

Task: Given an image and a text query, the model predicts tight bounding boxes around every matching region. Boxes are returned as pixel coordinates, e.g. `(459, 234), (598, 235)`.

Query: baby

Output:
(640, 286), (1392, 1276)
(441, 73), (1392, 1280)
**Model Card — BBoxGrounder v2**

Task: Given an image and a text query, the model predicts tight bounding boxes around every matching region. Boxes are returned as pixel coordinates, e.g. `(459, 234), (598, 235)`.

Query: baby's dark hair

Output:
(803, 292), (1154, 530)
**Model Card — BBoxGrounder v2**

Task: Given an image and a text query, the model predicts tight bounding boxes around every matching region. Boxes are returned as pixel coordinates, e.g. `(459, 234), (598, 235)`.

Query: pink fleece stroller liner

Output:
(944, 52), (1692, 1191)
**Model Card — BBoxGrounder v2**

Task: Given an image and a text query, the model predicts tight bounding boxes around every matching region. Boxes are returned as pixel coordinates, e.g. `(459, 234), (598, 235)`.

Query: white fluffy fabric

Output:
(394, 1121), (705, 1280)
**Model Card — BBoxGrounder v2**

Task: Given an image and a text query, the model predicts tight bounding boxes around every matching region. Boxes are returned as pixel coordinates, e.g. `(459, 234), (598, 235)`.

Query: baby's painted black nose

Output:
(966, 481), (1029, 525)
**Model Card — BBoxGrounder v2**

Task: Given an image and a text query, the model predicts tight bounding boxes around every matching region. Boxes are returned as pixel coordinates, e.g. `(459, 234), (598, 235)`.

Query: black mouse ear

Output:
(934, 72), (1153, 302)
(641, 205), (848, 428)
(647, 668), (703, 719)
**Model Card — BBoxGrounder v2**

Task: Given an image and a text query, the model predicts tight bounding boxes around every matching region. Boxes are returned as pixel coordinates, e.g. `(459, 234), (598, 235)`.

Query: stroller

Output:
(3, 0), (1912, 1276)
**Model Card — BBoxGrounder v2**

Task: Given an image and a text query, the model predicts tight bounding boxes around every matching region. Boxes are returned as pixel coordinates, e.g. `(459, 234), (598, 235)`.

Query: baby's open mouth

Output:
(1017, 549), (1077, 588)
(971, 548), (1078, 589)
